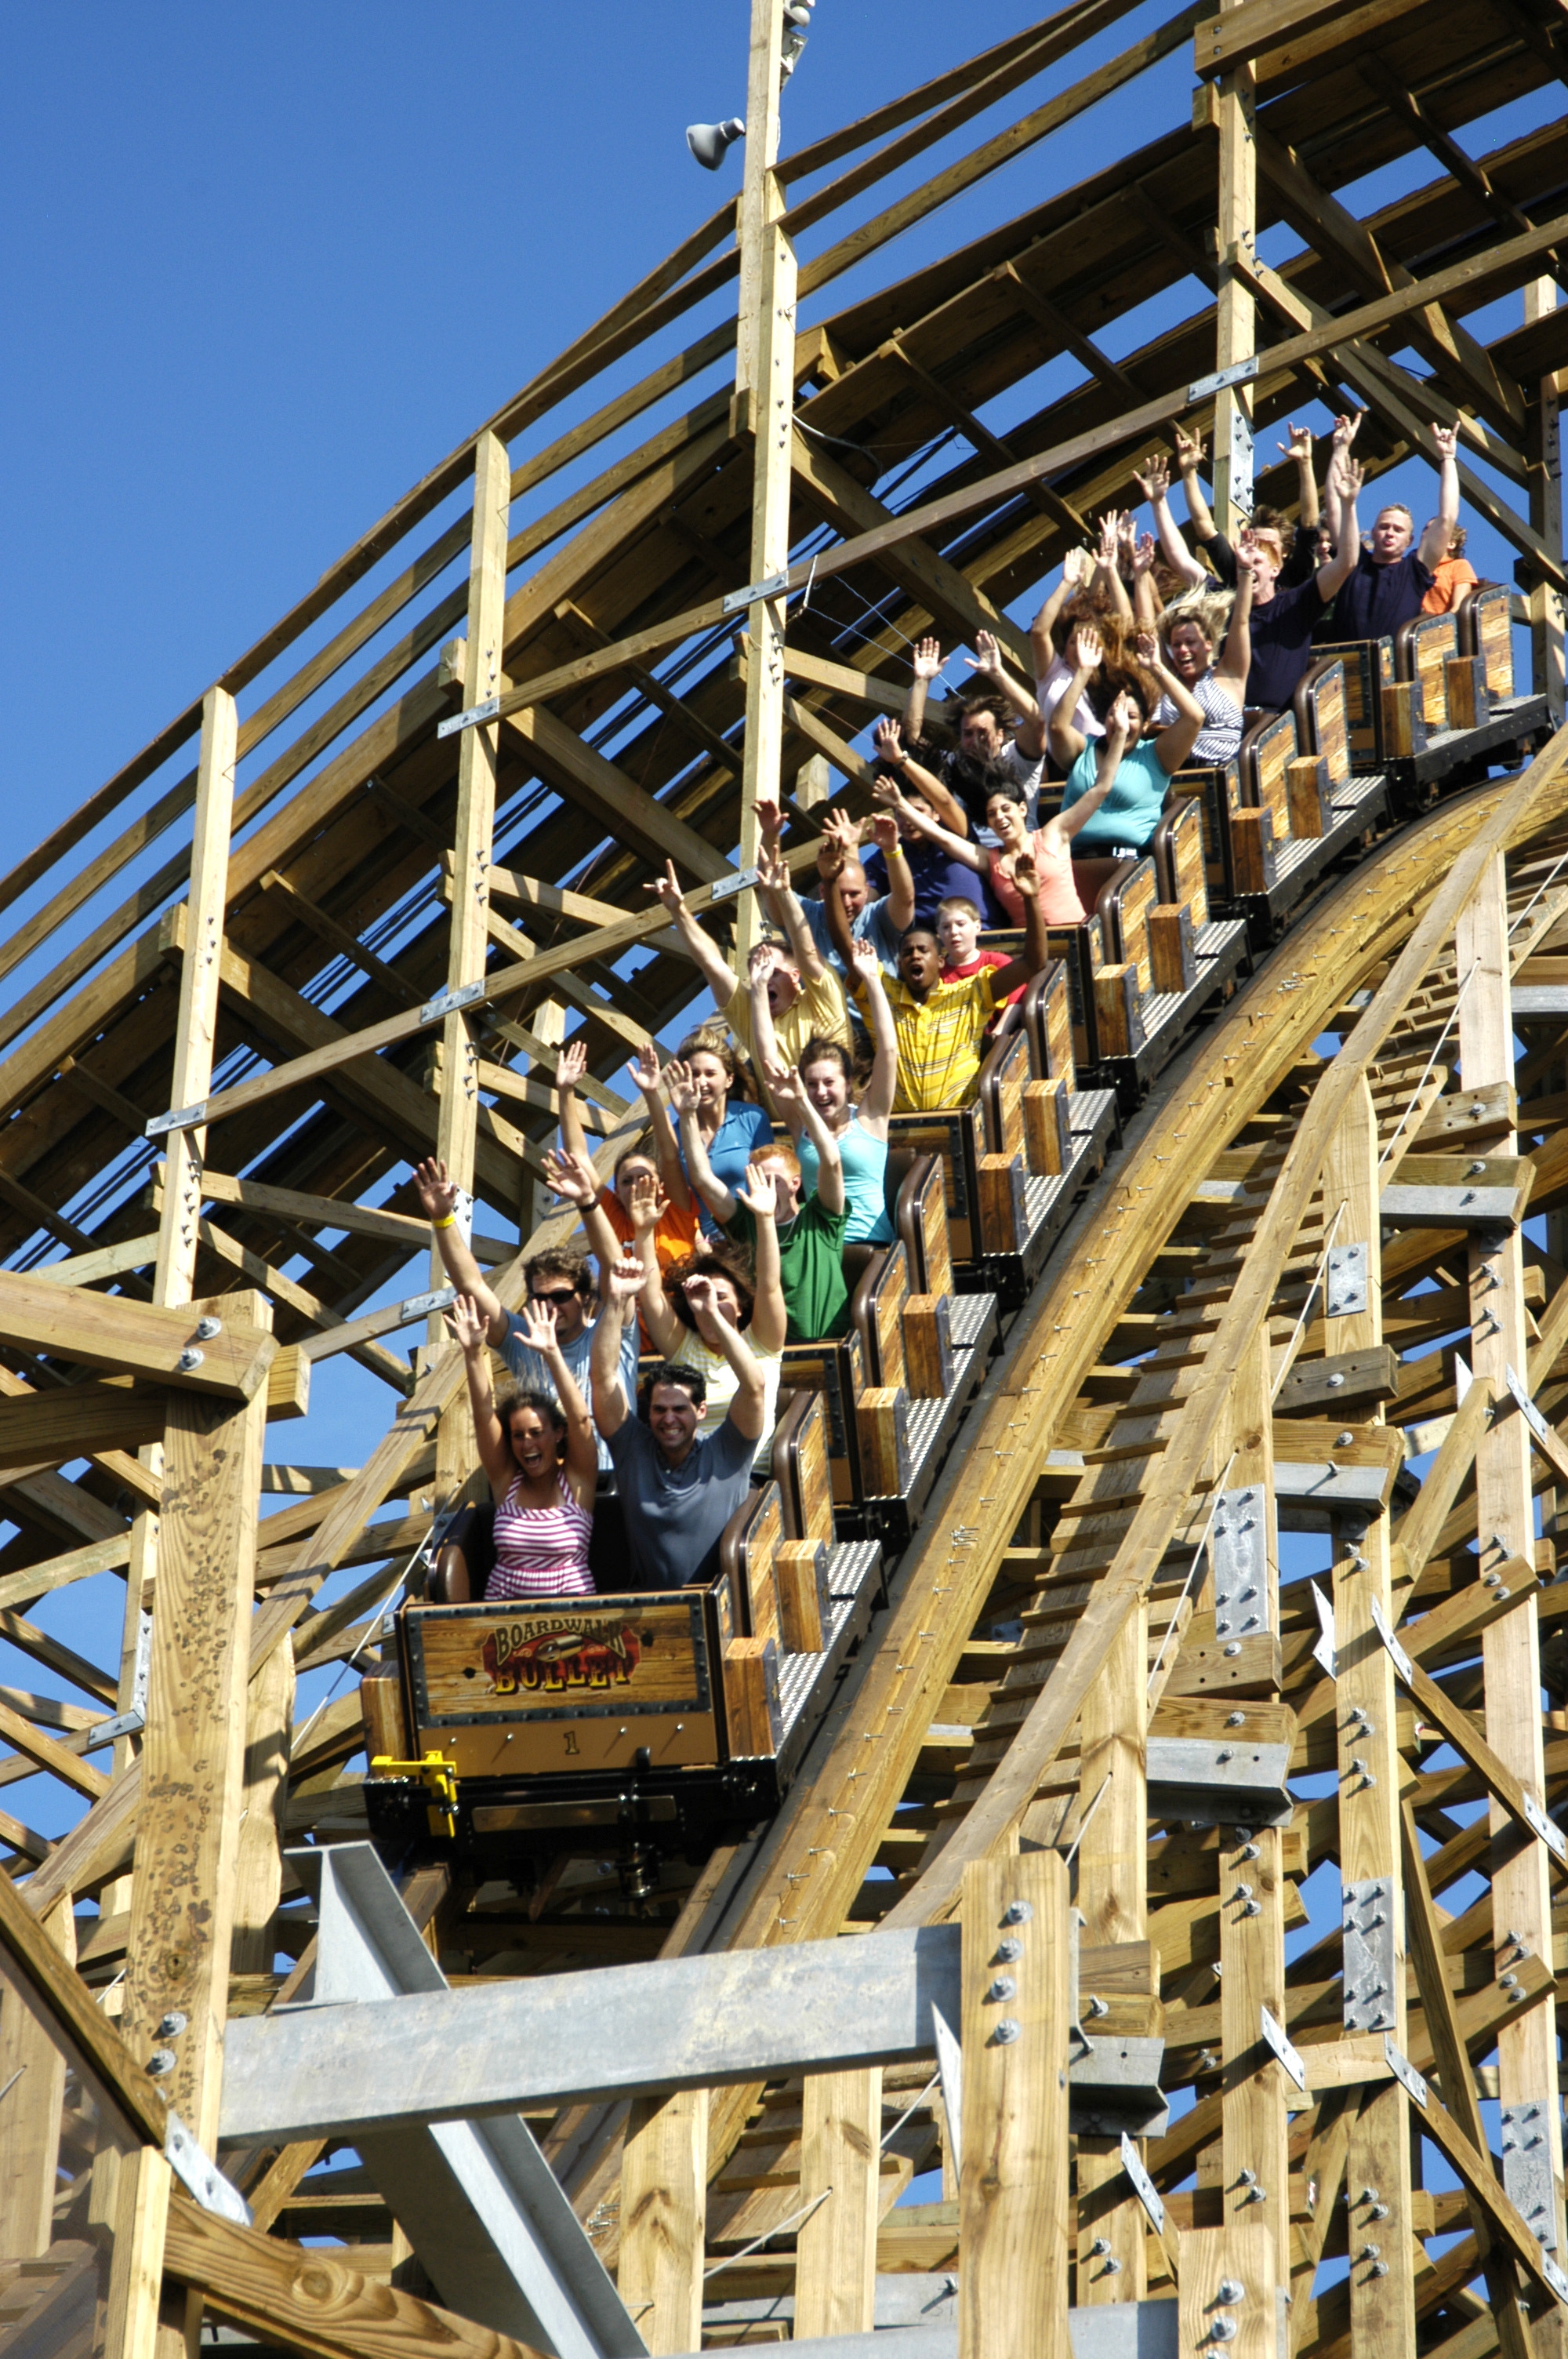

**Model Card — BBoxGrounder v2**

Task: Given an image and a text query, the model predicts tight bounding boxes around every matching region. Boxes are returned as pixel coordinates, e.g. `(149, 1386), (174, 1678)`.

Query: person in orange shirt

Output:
(1421, 522), (1478, 616)
(556, 1041), (698, 1343)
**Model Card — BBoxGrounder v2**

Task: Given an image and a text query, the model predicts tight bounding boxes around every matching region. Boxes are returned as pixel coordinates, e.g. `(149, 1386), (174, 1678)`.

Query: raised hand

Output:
(662, 1058), (699, 1119)
(1068, 620), (1103, 673)
(1431, 421), (1459, 462)
(412, 1156), (459, 1223)
(512, 1295), (560, 1357)
(1279, 422), (1313, 465)
(965, 629), (1004, 678)
(911, 637), (942, 681)
(1134, 453), (1170, 503)
(1132, 531), (1157, 576)
(757, 841), (789, 896)
(848, 934), (881, 986)
(1341, 456), (1365, 500)
(1174, 423), (1206, 474)
(606, 1251), (647, 1305)
(818, 809), (858, 872)
(735, 1161), (780, 1222)
(1331, 411), (1363, 450)
(1062, 545), (1091, 587)
(627, 1040), (662, 1098)
(870, 808), (899, 856)
(1095, 512), (1120, 569)
(1108, 689), (1140, 738)
(1134, 628), (1160, 670)
(543, 1146), (598, 1208)
(747, 938), (779, 987)
(682, 1270), (718, 1322)
(644, 857), (687, 917)
(873, 715), (905, 765)
(755, 792), (785, 846)
(764, 1058), (806, 1115)
(445, 1292), (490, 1354)
(626, 1170), (666, 1235)
(557, 1038), (589, 1092)
(1012, 849), (1039, 896)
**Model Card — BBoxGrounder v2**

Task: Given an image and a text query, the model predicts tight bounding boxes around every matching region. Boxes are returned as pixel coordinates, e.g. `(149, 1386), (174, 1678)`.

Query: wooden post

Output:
(959, 1850), (1070, 2359)
(1458, 856), (1567, 2332)
(1323, 1076), (1416, 2356)
(1524, 278), (1564, 722)
(228, 1637), (293, 1974)
(733, 0), (797, 964)
(107, 684), (239, 1910)
(1210, 1), (1256, 536)
(0, 1906), (71, 2258)
(430, 427), (510, 1332)
(520, 999), (566, 1241)
(1074, 1604), (1148, 2299)
(795, 2068), (881, 2339)
(1219, 1329), (1288, 2299)
(617, 2087), (708, 2354)
(102, 2148), (174, 2359)
(121, 1292), (271, 2150)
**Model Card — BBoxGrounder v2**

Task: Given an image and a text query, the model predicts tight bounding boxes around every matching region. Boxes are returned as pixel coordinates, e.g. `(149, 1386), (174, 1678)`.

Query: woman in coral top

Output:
(874, 749), (1126, 929)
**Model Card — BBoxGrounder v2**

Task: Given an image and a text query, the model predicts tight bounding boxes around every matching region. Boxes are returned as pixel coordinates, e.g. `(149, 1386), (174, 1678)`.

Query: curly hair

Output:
(494, 1387), (567, 1451)
(665, 1243), (756, 1332)
(1087, 660), (1160, 730)
(1158, 592), (1235, 658)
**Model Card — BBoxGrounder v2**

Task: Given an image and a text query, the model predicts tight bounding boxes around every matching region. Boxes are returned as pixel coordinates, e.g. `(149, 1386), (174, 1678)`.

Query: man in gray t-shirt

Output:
(592, 1257), (765, 1590)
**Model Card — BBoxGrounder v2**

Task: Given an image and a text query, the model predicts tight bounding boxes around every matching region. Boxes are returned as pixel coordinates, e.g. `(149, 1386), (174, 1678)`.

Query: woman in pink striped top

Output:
(447, 1292), (597, 1599)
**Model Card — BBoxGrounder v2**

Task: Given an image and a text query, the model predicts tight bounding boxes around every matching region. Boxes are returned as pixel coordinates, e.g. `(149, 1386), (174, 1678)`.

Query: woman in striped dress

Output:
(1149, 581), (1253, 761)
(446, 1292), (596, 1599)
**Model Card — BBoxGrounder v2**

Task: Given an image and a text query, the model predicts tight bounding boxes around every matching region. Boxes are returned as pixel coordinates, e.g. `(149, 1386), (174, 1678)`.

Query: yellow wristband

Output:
(433, 1212), (457, 1230)
(886, 843), (906, 861)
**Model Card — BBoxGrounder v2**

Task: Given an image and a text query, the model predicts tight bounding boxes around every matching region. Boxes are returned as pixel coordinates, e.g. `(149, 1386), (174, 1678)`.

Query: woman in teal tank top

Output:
(1048, 620), (1207, 854)
(790, 940), (898, 1245)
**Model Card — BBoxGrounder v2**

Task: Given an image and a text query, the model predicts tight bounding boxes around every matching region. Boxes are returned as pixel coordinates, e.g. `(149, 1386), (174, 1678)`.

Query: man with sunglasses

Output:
(413, 1158), (638, 1474)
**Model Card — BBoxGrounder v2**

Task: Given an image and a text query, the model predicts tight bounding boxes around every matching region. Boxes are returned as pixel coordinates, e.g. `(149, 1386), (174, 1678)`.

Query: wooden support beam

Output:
(959, 1850), (1069, 2359)
(193, 1169), (512, 1263)
(502, 703), (731, 884)
(0, 1911), (70, 2258)
(616, 2087), (708, 2355)
(1209, 0), (1258, 533)
(259, 870), (419, 1005)
(0, 1268), (273, 1400)
(121, 1293), (270, 2151)
(885, 336), (1088, 537)
(795, 2069), (882, 2339)
(1525, 280), (1566, 719)
(996, 259), (1145, 404)
(0, 1380), (172, 1478)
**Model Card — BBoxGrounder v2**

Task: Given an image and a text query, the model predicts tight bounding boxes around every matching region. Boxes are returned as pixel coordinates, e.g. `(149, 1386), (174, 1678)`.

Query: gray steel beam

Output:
(278, 1845), (644, 2359)
(220, 1907), (963, 2144)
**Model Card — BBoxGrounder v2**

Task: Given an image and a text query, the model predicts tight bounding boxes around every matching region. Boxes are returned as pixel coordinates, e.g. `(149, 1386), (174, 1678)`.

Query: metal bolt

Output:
(148, 2049), (177, 2077)
(176, 1346), (204, 1372)
(1103, 2257), (1123, 2274)
(193, 1315), (223, 1342)
(1218, 1749), (1234, 1764)
(994, 1938), (1023, 1965)
(1001, 1900), (1033, 1927)
(1369, 2203), (1389, 2219)
(1089, 2239), (1111, 2257)
(1236, 2169), (1258, 2187)
(991, 2019), (1021, 2045)
(1358, 2244), (1381, 2263)
(1223, 1641), (1242, 1657)
(988, 1976), (1018, 2003)
(1327, 1372), (1345, 1388)
(1210, 2318), (1238, 2345)
(155, 2012), (187, 2040)
(1359, 2187), (1380, 2205)
(1085, 1994), (1109, 2019)
(1217, 2280), (1245, 2304)
(1335, 1431), (1354, 1447)
(1225, 1711), (1246, 1727)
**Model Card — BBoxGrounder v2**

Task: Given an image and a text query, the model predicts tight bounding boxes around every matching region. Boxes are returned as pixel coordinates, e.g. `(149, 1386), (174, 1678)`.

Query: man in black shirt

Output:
(1329, 421), (1460, 642)
(1241, 439), (1362, 712)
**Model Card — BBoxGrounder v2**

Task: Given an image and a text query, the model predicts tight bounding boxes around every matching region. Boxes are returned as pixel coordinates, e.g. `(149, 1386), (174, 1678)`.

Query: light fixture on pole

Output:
(685, 117), (746, 170)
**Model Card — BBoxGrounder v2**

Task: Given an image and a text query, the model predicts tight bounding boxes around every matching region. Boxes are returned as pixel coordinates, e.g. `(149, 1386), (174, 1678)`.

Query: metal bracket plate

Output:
(721, 569), (793, 614)
(419, 980), (486, 1027)
(1342, 1879), (1397, 2036)
(1501, 2101), (1559, 2252)
(1368, 1595), (1414, 1684)
(165, 2110), (252, 2225)
(1543, 2252), (1568, 2309)
(1212, 1485), (1269, 1641)
(1260, 2004), (1305, 2091)
(1382, 2036), (1428, 2107)
(1145, 1736), (1292, 1829)
(1326, 1242), (1369, 1318)
(1310, 1583), (1337, 1680)
(1120, 2131), (1165, 2234)
(145, 1100), (209, 1140)
(397, 1287), (457, 1325)
(1187, 355), (1260, 404)
(436, 696), (501, 740)
(89, 1608), (152, 1749)
(1522, 1790), (1568, 1865)
(710, 865), (761, 903)
(931, 2000), (964, 2181)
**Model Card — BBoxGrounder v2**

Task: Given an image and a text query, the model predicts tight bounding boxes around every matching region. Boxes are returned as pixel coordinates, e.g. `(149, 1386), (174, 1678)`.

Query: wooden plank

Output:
(194, 1169), (512, 1262)
(959, 1850), (1069, 2359)
(0, 1913), (69, 2257)
(0, 1267), (274, 1401)
(0, 1846), (169, 2143)
(0, 1696), (109, 1801)
(0, 1381), (172, 1478)
(259, 870), (419, 1005)
(120, 1294), (270, 2150)
(101, 2146), (174, 2359)
(616, 2087), (708, 2355)
(794, 2069), (882, 2339)
(502, 703), (731, 885)
(0, 1529), (132, 1614)
(1210, 0), (1258, 535)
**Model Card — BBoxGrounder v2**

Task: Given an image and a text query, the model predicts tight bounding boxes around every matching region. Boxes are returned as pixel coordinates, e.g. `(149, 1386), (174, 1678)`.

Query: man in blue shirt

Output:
(1329, 421), (1459, 642)
(859, 718), (997, 928)
(757, 798), (913, 977)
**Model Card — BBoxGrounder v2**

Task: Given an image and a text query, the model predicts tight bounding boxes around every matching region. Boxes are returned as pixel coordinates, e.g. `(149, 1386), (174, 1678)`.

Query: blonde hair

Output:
(1158, 592), (1235, 657)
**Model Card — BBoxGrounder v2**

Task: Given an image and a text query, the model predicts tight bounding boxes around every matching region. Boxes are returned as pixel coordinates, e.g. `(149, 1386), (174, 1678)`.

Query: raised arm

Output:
(1212, 566), (1253, 703)
(1417, 423), (1461, 571)
(872, 777), (985, 874)
(1314, 446), (1362, 602)
(1131, 532), (1161, 629)
(414, 1158), (506, 1347)
(1029, 547), (1090, 676)
(447, 1292), (517, 1499)
(846, 940), (898, 1132)
(541, 1147), (622, 1295)
(1053, 694), (1133, 853)
(757, 843), (829, 986)
(766, 1061), (846, 1216)
(1174, 424), (1218, 547)
(965, 629), (1044, 758)
(729, 1165), (786, 1354)
(746, 940), (786, 1080)
(1096, 512), (1134, 623)
(905, 636), (942, 744)
(1278, 422), (1319, 534)
(1135, 451), (1207, 589)
(670, 1062), (740, 1222)
(626, 1042), (691, 1212)
(554, 1037), (593, 1168)
(682, 1274), (766, 1444)
(869, 809), (916, 934)
(626, 1172), (681, 1357)
(873, 717), (968, 837)
(645, 859), (736, 1008)
(1047, 620), (1103, 771)
(590, 1259), (644, 1442)
(988, 848), (1052, 1000)
(1136, 627), (1205, 775)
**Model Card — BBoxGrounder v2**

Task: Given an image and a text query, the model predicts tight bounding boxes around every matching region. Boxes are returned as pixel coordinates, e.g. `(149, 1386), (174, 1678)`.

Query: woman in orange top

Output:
(556, 1042), (698, 1336)
(1421, 522), (1478, 616)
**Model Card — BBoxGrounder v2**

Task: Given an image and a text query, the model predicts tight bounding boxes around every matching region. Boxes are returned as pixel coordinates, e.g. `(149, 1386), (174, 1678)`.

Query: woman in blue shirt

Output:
(673, 1029), (773, 1239)
(791, 940), (898, 1245)
(1047, 621), (1206, 855)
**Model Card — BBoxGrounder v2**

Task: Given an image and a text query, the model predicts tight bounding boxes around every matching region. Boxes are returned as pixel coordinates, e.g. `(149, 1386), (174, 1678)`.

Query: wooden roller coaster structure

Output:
(2, 2), (1568, 2355)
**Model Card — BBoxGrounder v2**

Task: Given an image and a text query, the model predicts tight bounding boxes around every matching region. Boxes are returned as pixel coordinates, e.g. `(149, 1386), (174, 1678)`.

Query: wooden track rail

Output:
(2, 2), (1568, 2354)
